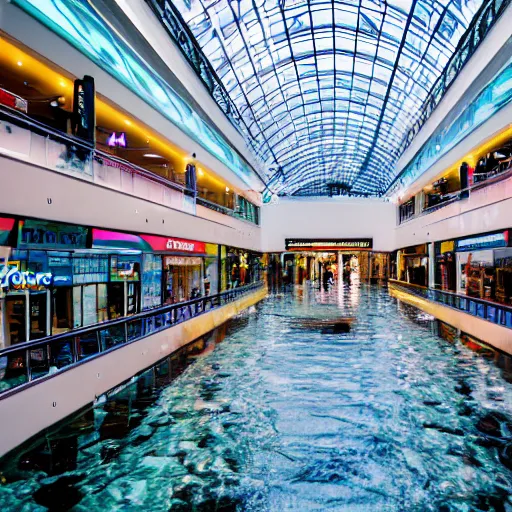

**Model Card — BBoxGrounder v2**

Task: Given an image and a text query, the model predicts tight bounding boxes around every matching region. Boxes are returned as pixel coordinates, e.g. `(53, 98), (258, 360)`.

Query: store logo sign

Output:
(456, 231), (508, 251)
(285, 238), (373, 250)
(0, 266), (53, 291)
(166, 239), (195, 251)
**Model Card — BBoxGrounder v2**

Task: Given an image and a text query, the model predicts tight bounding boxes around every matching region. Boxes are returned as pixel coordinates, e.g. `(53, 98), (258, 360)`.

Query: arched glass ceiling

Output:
(173, 0), (485, 196)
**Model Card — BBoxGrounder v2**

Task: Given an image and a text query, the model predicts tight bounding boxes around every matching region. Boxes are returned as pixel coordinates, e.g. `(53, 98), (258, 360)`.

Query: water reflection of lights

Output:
(416, 313), (435, 321)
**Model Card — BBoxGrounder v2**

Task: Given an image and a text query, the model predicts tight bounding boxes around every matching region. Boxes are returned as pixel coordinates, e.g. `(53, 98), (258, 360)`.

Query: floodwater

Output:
(1, 282), (512, 512)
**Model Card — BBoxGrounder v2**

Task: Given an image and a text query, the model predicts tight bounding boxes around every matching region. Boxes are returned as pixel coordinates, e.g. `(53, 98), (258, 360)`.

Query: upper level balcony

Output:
(0, 34), (261, 227)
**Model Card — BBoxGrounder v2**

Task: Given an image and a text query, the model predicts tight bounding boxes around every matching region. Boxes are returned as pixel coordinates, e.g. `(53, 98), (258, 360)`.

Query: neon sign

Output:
(0, 266), (53, 291)
(106, 132), (127, 148)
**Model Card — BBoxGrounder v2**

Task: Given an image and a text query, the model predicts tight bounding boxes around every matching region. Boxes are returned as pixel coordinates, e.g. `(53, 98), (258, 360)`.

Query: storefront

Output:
(455, 230), (512, 303)
(0, 218), (90, 347)
(434, 240), (456, 291)
(139, 235), (216, 304)
(221, 246), (263, 290)
(397, 244), (429, 287)
(283, 238), (383, 282)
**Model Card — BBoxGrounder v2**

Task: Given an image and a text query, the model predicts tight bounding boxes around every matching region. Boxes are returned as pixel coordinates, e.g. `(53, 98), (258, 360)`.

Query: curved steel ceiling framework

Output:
(167, 0), (486, 196)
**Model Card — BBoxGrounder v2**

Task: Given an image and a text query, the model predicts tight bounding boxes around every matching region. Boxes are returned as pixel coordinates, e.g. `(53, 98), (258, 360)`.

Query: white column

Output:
(428, 243), (435, 288)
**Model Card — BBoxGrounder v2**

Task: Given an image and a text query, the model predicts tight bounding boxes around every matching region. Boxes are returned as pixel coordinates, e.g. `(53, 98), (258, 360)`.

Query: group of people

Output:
(322, 263), (352, 290)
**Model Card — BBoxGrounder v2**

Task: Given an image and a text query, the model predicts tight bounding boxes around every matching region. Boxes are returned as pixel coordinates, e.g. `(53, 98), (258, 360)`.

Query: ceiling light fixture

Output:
(17, 61), (23, 66)
(143, 153), (163, 158)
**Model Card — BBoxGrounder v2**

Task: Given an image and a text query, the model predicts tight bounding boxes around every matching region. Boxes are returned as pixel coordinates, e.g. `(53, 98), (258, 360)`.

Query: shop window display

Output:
(454, 231), (512, 305)
(164, 257), (202, 304)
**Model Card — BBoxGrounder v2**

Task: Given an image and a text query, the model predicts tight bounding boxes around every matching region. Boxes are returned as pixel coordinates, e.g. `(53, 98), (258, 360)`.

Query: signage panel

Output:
(140, 235), (206, 254)
(0, 265), (52, 291)
(285, 238), (373, 251)
(455, 231), (509, 252)
(18, 220), (88, 250)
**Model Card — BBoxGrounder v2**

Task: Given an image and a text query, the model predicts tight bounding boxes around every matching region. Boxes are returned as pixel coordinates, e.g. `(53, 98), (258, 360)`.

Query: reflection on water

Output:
(1, 283), (512, 511)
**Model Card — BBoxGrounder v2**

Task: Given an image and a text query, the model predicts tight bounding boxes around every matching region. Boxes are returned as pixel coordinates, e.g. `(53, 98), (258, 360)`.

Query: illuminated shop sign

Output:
(0, 266), (52, 291)
(0, 87), (28, 113)
(455, 231), (509, 252)
(285, 239), (373, 251)
(140, 235), (206, 254)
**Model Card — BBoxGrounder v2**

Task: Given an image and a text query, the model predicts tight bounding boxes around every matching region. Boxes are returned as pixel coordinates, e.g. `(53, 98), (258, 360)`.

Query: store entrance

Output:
(52, 287), (72, 334)
(340, 253), (360, 282)
(2, 291), (49, 346)
(163, 257), (202, 304)
(108, 282), (140, 319)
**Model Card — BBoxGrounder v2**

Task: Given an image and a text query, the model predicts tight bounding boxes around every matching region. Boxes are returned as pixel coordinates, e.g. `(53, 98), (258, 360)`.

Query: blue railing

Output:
(0, 282), (264, 397)
(389, 279), (512, 329)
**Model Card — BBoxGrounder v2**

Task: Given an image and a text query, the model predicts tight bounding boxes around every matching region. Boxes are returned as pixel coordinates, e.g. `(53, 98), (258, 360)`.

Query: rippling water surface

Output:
(2, 283), (512, 512)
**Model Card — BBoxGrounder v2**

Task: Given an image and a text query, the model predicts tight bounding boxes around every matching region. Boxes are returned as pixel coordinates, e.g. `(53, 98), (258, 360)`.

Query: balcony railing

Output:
(0, 282), (265, 398)
(398, 166), (512, 224)
(389, 279), (512, 329)
(196, 196), (260, 225)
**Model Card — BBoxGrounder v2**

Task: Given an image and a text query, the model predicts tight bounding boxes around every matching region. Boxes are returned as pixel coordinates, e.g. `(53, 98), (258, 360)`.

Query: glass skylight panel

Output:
(173, 0), (486, 195)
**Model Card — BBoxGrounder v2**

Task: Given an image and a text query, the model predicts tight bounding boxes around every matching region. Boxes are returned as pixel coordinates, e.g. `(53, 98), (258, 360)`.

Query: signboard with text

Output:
(455, 230), (510, 252)
(285, 238), (373, 251)
(140, 235), (206, 254)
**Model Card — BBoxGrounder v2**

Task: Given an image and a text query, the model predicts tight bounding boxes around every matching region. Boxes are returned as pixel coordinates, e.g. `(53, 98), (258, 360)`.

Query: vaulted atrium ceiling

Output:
(160, 0), (489, 197)
(168, 0), (487, 197)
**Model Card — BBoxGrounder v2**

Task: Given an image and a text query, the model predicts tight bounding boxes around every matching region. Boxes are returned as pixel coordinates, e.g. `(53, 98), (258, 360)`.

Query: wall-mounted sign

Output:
(285, 238), (373, 251)
(164, 256), (202, 267)
(106, 132), (127, 148)
(455, 231), (509, 252)
(72, 76), (95, 142)
(18, 220), (88, 250)
(140, 235), (206, 254)
(0, 265), (53, 291)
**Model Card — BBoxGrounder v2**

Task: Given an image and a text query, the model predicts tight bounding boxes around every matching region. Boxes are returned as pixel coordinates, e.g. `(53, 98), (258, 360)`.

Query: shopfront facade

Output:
(434, 240), (457, 292)
(138, 234), (218, 305)
(281, 238), (389, 282)
(454, 230), (512, 303)
(220, 246), (263, 291)
(0, 218), (221, 348)
(396, 244), (429, 287)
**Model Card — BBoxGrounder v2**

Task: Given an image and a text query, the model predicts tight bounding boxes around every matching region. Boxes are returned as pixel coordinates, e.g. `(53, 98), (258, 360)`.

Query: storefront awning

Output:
(92, 229), (152, 252)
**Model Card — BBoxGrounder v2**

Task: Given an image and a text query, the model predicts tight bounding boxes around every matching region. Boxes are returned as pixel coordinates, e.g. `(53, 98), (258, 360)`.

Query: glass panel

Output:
(0, 350), (28, 392)
(99, 324), (126, 351)
(50, 339), (74, 370)
(76, 332), (99, 360)
(29, 345), (49, 380)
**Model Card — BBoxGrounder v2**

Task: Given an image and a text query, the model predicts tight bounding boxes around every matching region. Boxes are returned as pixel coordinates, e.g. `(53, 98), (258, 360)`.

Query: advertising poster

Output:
(142, 254), (162, 310)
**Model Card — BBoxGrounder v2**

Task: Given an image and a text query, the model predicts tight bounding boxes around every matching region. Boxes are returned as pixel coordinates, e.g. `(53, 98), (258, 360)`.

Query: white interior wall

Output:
(261, 198), (396, 253)
(0, 156), (262, 251)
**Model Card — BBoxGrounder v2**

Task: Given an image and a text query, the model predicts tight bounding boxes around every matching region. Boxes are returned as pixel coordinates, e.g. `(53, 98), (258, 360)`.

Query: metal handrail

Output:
(0, 282), (265, 396)
(389, 279), (512, 328)
(196, 196), (260, 226)
(0, 105), (194, 196)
